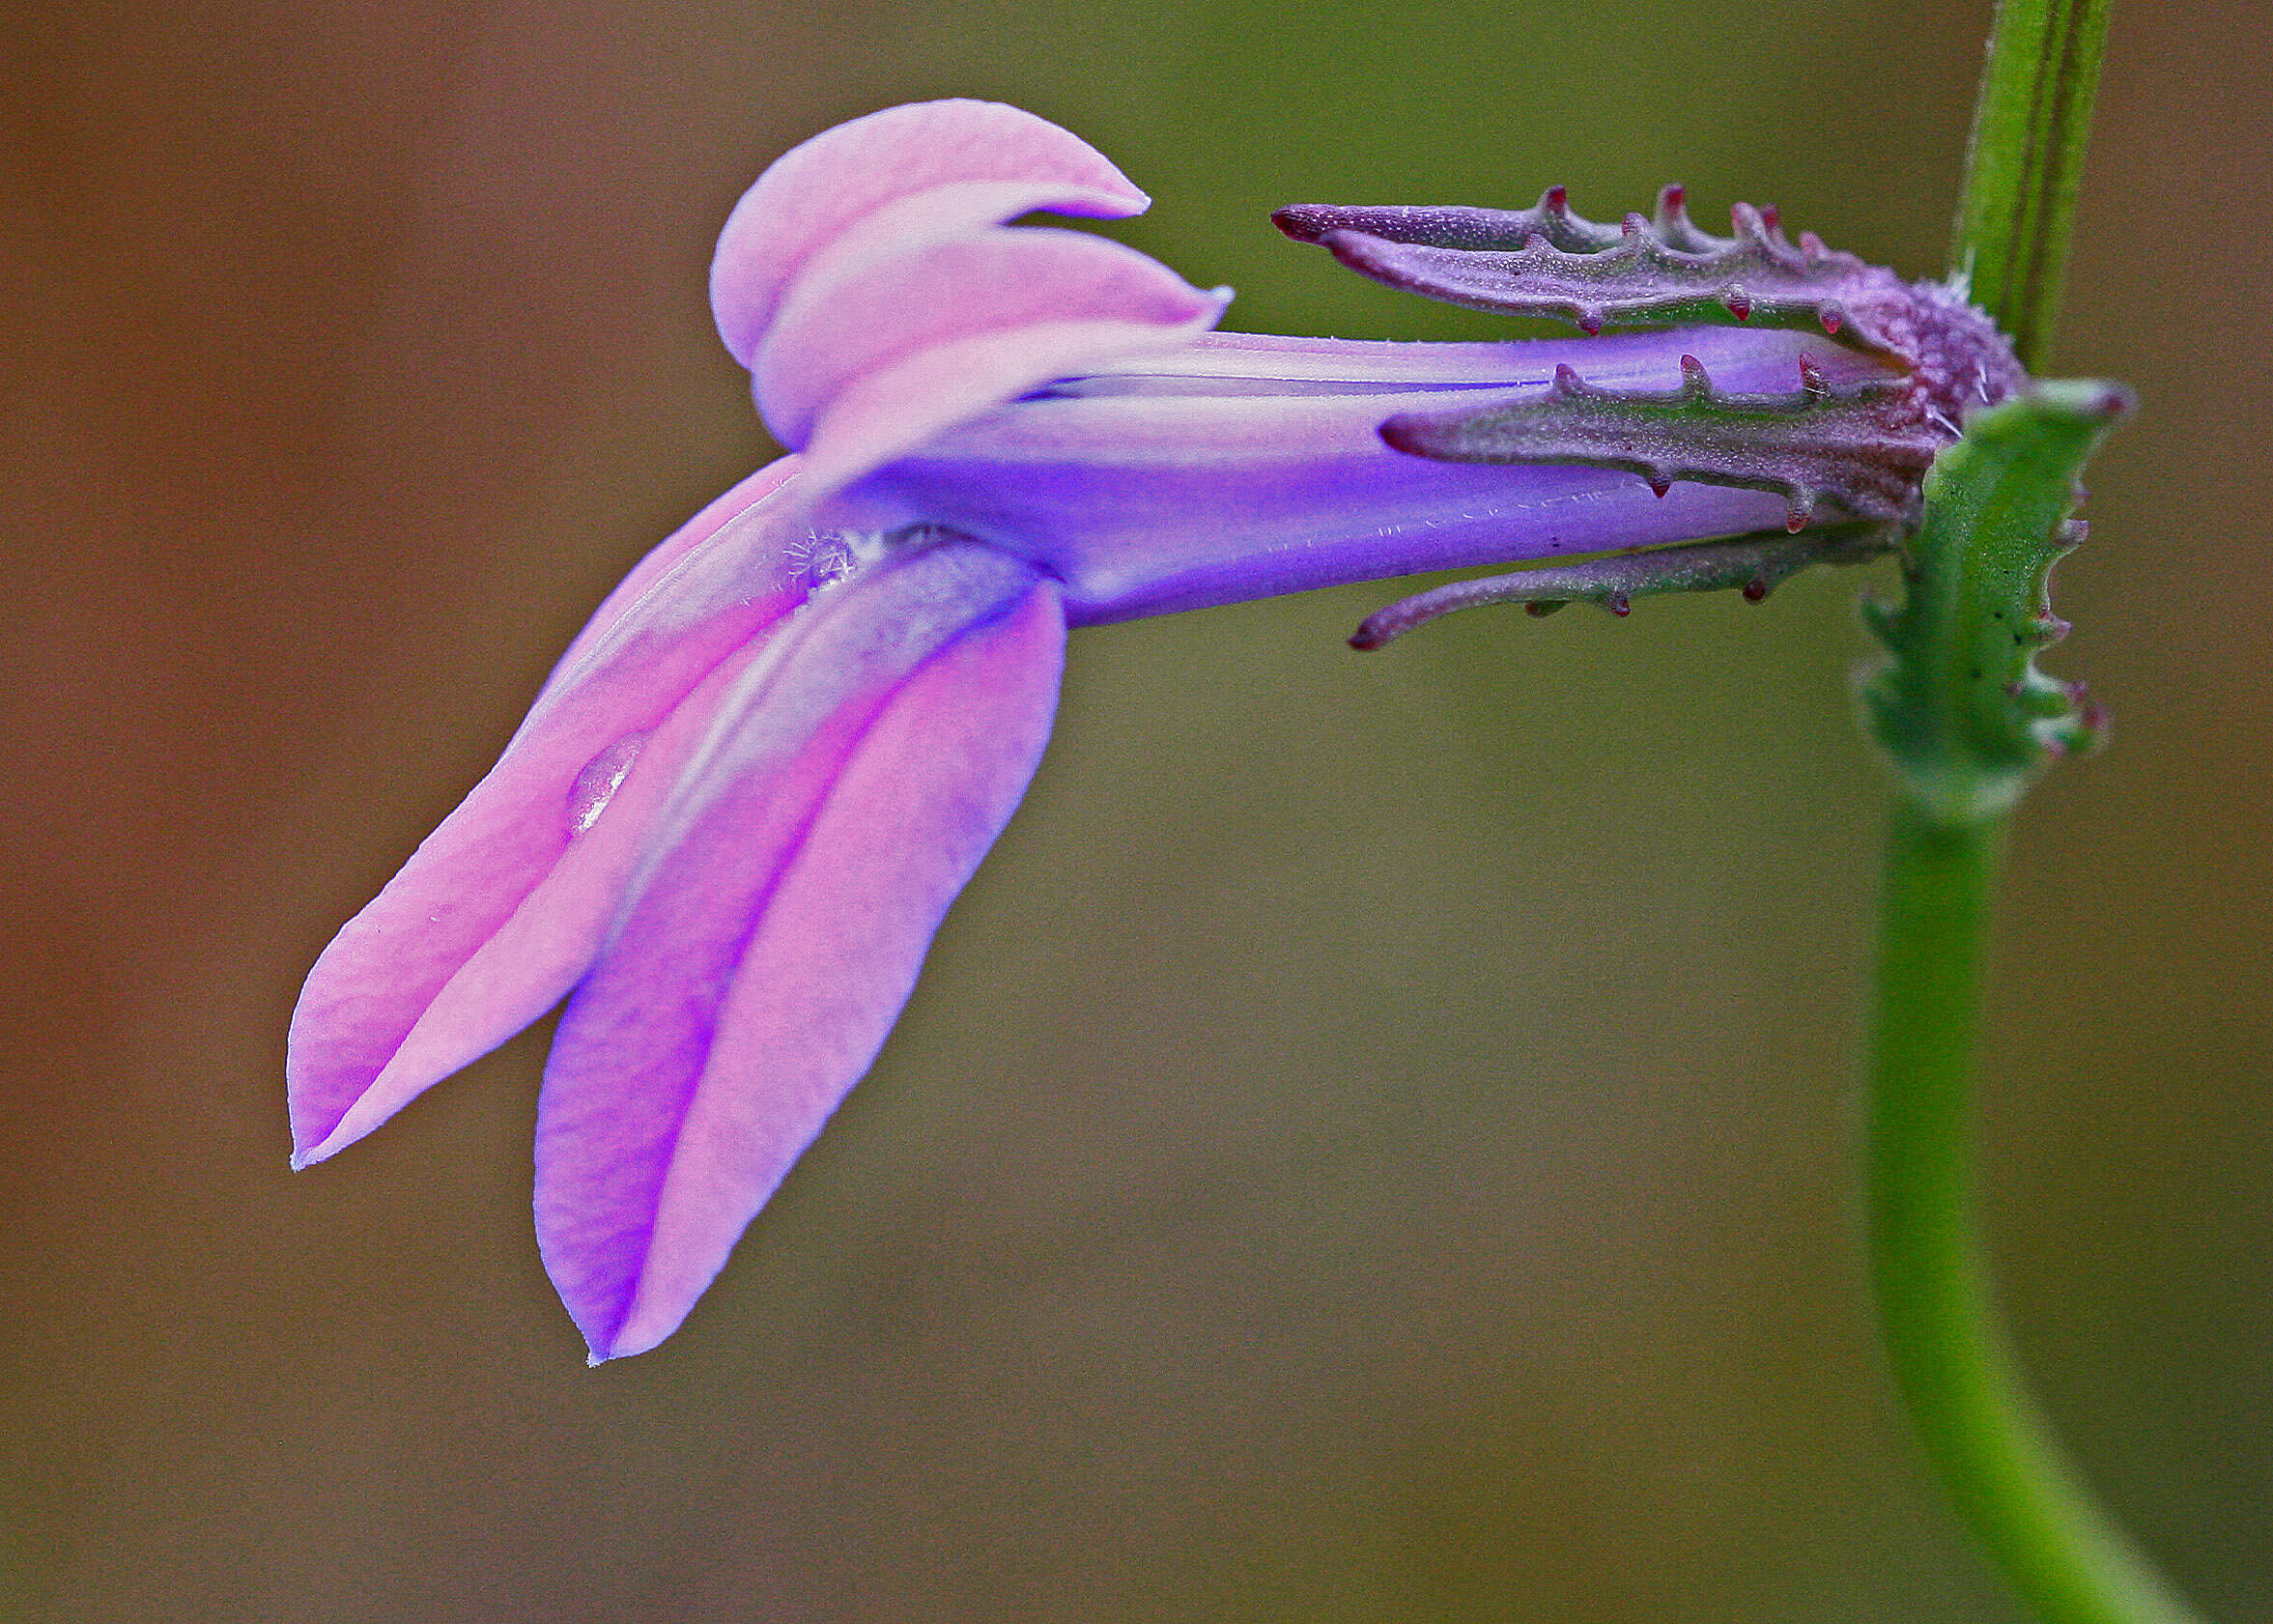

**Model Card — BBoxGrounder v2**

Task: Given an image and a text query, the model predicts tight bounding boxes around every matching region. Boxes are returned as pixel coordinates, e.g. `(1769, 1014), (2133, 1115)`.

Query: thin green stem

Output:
(1862, 7), (2207, 1621)
(1948, 0), (2115, 368)
(1869, 805), (2206, 1624)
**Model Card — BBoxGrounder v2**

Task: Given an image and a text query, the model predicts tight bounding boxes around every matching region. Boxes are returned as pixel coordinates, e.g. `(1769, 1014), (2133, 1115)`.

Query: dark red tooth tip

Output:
(1820, 308), (1843, 333)
(1760, 203), (1781, 232)
(1270, 206), (1323, 241)
(1607, 592), (1633, 617)
(1545, 185), (1568, 210)
(1798, 355), (1825, 384)
(1577, 314), (1604, 335)
(1647, 479), (1670, 499)
(1660, 183), (1686, 209)
(1725, 291), (1753, 320)
(1743, 578), (1769, 603)
(1377, 415), (1428, 455)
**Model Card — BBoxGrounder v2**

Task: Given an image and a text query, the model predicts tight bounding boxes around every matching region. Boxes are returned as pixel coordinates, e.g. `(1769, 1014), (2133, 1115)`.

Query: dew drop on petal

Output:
(566, 732), (648, 836)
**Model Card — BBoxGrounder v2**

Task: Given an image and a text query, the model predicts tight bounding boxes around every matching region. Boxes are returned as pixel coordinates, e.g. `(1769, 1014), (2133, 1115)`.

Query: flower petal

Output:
(532, 540), (1065, 1360)
(710, 100), (1147, 369)
(759, 225), (1228, 502)
(287, 463), (810, 1164)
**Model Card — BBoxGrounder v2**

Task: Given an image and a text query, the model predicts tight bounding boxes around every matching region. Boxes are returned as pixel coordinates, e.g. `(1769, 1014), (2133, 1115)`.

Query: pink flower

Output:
(290, 100), (1980, 1359)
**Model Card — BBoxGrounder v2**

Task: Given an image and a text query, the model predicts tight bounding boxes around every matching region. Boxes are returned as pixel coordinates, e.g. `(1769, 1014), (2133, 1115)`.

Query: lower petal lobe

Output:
(286, 465), (806, 1163)
(532, 538), (1065, 1360)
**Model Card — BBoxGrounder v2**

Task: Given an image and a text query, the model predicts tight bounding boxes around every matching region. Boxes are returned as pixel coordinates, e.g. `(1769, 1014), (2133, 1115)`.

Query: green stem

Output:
(1869, 805), (2206, 1624)
(1948, 0), (2115, 367)
(1862, 6), (2209, 1621)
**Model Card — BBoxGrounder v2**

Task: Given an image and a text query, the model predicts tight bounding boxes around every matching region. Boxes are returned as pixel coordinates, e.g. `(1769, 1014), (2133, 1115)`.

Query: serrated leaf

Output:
(1859, 381), (2132, 824)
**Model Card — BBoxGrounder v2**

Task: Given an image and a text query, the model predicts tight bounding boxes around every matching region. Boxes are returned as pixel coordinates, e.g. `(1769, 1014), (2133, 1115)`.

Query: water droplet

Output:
(787, 530), (860, 591)
(566, 732), (648, 836)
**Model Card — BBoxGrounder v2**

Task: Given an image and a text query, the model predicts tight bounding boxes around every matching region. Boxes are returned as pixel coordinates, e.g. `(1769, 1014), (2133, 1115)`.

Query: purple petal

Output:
(757, 226), (1227, 500)
(287, 463), (811, 1165)
(532, 540), (1065, 1360)
(710, 100), (1147, 369)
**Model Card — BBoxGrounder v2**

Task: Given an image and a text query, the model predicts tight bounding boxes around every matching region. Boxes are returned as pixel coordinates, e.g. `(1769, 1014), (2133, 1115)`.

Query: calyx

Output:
(1276, 187), (2033, 637)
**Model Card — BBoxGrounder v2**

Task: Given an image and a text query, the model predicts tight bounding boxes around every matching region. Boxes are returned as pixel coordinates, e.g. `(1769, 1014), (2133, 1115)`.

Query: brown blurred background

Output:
(2, 0), (2266, 1618)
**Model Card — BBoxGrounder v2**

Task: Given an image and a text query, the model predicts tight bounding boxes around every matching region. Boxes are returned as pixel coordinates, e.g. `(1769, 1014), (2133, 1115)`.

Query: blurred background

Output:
(3, 0), (2266, 1618)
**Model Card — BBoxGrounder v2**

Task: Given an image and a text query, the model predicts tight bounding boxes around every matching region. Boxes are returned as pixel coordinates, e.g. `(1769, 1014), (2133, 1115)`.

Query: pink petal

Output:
(531, 542), (1065, 1360)
(710, 100), (1146, 369)
(758, 226), (1228, 501)
(541, 458), (800, 698)
(287, 464), (810, 1164)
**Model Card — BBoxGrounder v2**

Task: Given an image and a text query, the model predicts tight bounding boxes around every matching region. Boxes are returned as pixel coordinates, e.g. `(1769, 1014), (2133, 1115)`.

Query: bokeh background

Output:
(4, 0), (2266, 1618)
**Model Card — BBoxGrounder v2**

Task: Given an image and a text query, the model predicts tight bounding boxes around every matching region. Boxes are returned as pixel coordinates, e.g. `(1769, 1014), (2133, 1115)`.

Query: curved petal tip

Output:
(712, 100), (1148, 368)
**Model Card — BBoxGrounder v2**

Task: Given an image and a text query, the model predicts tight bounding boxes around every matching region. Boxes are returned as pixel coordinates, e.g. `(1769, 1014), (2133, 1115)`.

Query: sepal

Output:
(1277, 186), (1914, 353)
(1350, 524), (1894, 647)
(1379, 354), (1944, 530)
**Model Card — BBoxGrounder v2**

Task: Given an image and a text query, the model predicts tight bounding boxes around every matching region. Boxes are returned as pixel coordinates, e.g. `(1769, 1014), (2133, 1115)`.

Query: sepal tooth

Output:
(1653, 184), (1714, 252)
(1859, 592), (1902, 647)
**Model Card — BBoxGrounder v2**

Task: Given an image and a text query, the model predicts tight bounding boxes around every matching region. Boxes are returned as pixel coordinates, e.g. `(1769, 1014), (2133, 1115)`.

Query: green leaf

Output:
(1859, 382), (2132, 825)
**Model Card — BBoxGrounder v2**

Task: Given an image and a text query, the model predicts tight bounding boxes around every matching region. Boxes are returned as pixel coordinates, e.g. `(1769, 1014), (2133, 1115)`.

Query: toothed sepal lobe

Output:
(1381, 355), (1943, 530)
(1277, 190), (2027, 431)
(1349, 524), (1894, 648)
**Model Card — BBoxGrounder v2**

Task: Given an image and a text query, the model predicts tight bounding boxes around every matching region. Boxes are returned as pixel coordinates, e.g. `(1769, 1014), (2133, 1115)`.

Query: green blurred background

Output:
(3, 0), (2265, 1618)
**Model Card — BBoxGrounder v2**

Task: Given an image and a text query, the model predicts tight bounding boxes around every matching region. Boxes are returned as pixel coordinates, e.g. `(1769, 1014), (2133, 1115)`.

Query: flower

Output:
(289, 100), (2010, 1360)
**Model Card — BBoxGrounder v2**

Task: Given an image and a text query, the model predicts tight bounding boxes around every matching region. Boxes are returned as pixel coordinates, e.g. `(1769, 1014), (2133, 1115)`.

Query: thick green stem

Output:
(1948, 0), (2115, 367)
(1869, 806), (2205, 1624)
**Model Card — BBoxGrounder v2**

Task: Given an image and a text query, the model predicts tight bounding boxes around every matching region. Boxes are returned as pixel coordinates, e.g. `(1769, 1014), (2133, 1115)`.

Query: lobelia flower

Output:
(288, 99), (2020, 1360)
